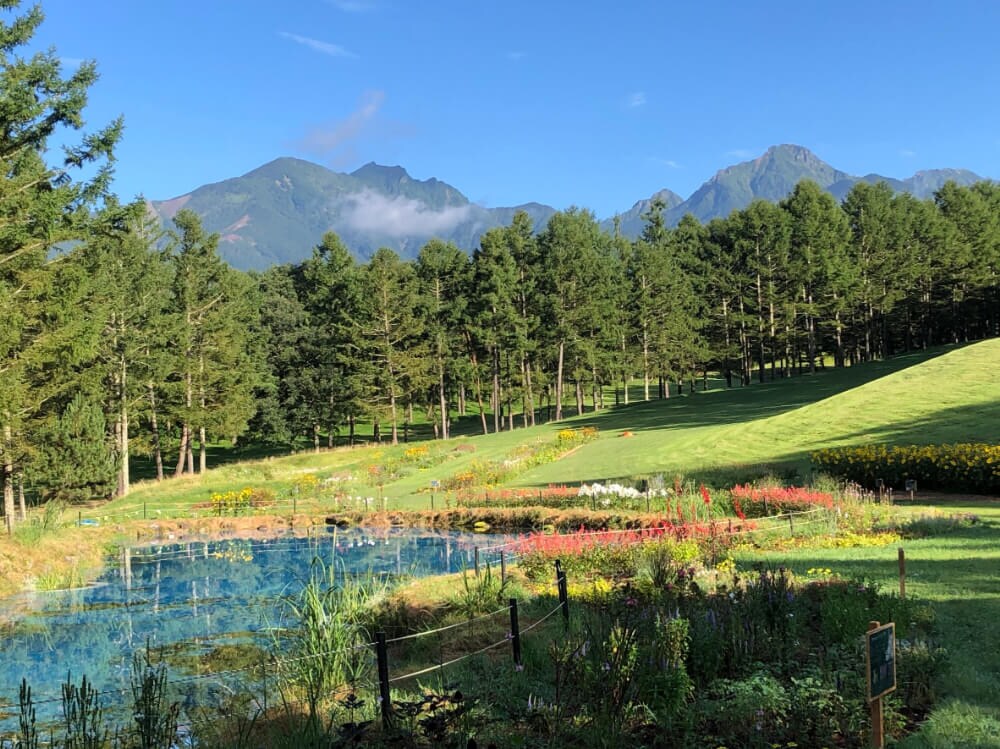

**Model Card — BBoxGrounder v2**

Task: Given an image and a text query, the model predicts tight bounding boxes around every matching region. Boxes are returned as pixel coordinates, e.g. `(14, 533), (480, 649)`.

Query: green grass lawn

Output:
(516, 339), (1000, 488)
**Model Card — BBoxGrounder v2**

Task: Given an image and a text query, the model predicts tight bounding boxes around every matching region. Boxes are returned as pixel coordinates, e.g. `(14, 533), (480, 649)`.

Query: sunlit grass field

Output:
(93, 338), (1000, 519)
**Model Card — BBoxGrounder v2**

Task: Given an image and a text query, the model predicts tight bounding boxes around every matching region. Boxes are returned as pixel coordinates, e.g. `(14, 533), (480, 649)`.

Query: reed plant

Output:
(273, 557), (390, 737)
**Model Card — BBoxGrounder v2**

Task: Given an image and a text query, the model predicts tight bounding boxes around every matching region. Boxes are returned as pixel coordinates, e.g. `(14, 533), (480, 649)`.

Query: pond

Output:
(0, 526), (509, 727)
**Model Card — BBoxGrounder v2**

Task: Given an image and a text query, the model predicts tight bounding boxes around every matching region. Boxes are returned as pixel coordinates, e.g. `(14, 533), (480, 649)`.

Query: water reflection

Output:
(0, 527), (504, 722)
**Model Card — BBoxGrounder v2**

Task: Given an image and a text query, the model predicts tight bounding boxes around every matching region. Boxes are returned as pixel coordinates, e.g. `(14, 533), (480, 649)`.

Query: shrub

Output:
(812, 443), (1000, 493)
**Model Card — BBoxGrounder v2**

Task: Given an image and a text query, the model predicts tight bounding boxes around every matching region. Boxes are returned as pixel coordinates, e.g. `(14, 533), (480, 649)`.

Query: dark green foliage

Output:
(32, 393), (117, 502)
(129, 653), (180, 749)
(0, 0), (121, 529)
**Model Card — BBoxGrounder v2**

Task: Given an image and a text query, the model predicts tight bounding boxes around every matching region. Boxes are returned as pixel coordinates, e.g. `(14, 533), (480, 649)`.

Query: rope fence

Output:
(2, 501), (842, 743)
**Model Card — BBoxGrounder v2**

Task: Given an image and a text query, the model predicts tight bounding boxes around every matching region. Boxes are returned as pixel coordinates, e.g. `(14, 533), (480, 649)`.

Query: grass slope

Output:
(92, 340), (998, 518)
(516, 340), (1000, 488)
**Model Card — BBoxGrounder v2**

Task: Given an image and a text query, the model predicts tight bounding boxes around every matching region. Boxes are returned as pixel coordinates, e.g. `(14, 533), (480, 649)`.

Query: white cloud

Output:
(298, 90), (385, 155)
(506, 51), (526, 61)
(627, 91), (646, 108)
(328, 0), (376, 10)
(339, 189), (473, 237)
(899, 149), (917, 158)
(279, 31), (357, 59)
(726, 148), (755, 159)
(662, 159), (681, 169)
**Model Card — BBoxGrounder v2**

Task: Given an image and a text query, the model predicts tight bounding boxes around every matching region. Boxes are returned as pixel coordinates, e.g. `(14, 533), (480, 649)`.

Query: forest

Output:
(2, 3), (999, 528)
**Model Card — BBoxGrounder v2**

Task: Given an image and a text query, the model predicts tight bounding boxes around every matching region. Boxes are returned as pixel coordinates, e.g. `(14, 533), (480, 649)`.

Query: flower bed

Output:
(729, 484), (835, 517)
(440, 427), (599, 491)
(812, 443), (1000, 493)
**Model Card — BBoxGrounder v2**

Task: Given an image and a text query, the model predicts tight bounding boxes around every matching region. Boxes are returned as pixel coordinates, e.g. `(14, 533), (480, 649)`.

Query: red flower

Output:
(733, 496), (747, 521)
(700, 484), (711, 506)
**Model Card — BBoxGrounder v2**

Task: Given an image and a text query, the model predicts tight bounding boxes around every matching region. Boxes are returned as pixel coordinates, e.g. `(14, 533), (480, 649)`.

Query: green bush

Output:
(812, 443), (1000, 493)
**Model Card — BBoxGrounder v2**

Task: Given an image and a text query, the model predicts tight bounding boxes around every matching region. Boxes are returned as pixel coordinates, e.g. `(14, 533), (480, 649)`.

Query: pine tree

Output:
(167, 210), (260, 474)
(416, 239), (470, 439)
(299, 232), (366, 448)
(536, 208), (605, 420)
(0, 3), (121, 531)
(356, 248), (427, 444)
(79, 204), (171, 496)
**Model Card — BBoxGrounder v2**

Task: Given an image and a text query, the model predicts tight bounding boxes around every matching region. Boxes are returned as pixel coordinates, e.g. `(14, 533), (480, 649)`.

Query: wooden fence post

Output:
(898, 548), (906, 600)
(868, 621), (884, 748)
(474, 547), (480, 577)
(375, 632), (392, 729)
(509, 598), (521, 668)
(555, 560), (569, 627)
(500, 550), (507, 584)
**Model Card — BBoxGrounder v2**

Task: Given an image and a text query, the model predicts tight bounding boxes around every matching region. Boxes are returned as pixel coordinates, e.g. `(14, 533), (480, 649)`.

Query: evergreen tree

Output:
(167, 209), (260, 474)
(356, 248), (427, 444)
(536, 208), (605, 420)
(299, 232), (366, 447)
(0, 3), (121, 530)
(80, 203), (171, 496)
(781, 180), (851, 373)
(32, 393), (116, 502)
(416, 238), (470, 439)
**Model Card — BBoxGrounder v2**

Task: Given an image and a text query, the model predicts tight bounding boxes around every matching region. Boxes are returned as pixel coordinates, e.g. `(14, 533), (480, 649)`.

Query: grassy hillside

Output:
(89, 340), (999, 519)
(517, 340), (1000, 488)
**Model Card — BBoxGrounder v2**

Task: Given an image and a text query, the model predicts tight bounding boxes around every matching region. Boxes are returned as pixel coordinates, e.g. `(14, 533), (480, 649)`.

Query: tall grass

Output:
(12, 500), (66, 546)
(272, 557), (390, 737)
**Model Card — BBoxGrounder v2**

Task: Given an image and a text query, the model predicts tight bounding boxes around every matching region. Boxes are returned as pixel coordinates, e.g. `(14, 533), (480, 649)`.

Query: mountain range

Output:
(148, 145), (986, 270)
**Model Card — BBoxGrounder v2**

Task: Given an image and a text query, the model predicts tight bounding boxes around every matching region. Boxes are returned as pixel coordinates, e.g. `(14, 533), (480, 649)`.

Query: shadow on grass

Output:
(569, 347), (956, 435)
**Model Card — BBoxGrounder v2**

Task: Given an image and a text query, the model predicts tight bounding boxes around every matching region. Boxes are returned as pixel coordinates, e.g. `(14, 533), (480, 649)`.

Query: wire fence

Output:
(1, 503), (840, 745)
(0, 585), (567, 748)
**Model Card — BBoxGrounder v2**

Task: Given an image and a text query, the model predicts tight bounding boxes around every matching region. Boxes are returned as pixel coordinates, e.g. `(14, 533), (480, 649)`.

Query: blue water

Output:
(0, 527), (506, 725)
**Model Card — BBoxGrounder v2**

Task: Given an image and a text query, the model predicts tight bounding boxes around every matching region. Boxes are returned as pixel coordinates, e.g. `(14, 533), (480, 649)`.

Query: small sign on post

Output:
(430, 480), (440, 510)
(904, 479), (917, 500)
(866, 620), (896, 748)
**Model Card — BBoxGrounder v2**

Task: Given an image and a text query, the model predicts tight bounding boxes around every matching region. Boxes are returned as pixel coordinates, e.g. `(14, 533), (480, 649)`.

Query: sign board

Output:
(904, 479), (917, 492)
(430, 480), (440, 489)
(866, 622), (896, 701)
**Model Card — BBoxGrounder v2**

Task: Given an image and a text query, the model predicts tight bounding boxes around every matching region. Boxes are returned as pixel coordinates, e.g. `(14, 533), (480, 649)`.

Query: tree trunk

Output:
(349, 414), (356, 446)
(722, 297), (733, 388)
(805, 286), (816, 375)
(17, 472), (26, 521)
(756, 268), (766, 383)
(389, 383), (399, 445)
(313, 423), (321, 453)
(198, 426), (207, 474)
(492, 346), (501, 434)
(738, 295), (750, 385)
(555, 340), (565, 420)
(520, 357), (530, 429)
(575, 379), (584, 415)
(174, 424), (188, 477)
(148, 385), (164, 481)
(3, 423), (15, 533)
(438, 359), (449, 439)
(116, 354), (130, 498)
(641, 322), (651, 401)
(470, 350), (488, 435)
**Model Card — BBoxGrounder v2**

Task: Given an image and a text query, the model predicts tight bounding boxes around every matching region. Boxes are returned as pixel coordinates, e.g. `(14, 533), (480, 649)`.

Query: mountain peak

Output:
(351, 162), (411, 181)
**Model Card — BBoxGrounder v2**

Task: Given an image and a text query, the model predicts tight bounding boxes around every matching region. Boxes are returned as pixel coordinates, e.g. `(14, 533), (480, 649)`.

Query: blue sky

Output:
(34, 0), (1000, 217)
